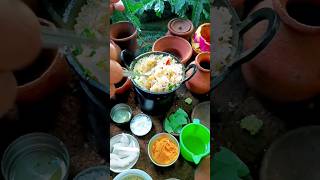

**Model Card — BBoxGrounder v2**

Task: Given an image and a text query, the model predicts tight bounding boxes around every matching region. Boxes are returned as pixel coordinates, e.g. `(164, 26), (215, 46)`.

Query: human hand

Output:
(109, 0), (125, 98)
(110, 60), (124, 97)
(110, 0), (125, 14)
(0, 0), (40, 117)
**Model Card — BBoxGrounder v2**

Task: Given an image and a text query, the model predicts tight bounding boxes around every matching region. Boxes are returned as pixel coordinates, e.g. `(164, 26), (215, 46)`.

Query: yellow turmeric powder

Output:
(151, 137), (178, 165)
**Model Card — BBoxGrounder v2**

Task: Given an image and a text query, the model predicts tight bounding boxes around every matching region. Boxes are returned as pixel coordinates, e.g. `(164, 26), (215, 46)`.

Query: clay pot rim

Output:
(273, 0), (320, 34)
(115, 76), (132, 94)
(152, 35), (193, 64)
(195, 52), (210, 73)
(18, 18), (60, 89)
(110, 21), (138, 42)
(168, 18), (194, 36)
(17, 49), (61, 89)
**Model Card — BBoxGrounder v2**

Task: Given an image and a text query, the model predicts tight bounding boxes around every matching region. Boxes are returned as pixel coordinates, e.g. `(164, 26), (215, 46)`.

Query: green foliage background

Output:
(111, 0), (210, 31)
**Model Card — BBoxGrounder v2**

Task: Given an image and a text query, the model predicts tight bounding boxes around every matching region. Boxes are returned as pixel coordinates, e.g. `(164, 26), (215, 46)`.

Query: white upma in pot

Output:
(133, 54), (184, 93)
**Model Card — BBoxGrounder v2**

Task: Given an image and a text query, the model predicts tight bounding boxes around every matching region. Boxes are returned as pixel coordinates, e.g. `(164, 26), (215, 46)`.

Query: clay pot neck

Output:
(273, 0), (320, 33)
(195, 53), (210, 73)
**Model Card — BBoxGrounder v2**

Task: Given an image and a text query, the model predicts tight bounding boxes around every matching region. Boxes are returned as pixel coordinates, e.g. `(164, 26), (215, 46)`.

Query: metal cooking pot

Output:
(211, 0), (280, 90)
(121, 51), (197, 115)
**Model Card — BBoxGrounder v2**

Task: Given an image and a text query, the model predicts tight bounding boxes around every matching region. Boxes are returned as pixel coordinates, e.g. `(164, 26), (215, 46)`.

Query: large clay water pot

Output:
(242, 0), (320, 102)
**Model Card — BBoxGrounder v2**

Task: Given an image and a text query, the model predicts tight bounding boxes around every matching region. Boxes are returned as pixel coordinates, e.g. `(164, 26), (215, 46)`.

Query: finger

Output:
(110, 84), (116, 98)
(114, 1), (125, 11)
(110, 60), (123, 84)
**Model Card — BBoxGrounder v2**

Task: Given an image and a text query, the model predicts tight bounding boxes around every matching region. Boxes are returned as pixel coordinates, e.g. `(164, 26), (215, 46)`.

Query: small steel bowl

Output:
(147, 133), (180, 167)
(73, 165), (108, 180)
(1, 133), (70, 180)
(110, 103), (133, 124)
(114, 169), (152, 180)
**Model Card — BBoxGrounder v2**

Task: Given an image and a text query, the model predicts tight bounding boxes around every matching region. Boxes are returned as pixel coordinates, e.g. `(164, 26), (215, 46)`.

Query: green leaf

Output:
(154, 0), (165, 17)
(213, 147), (250, 180)
(176, 108), (188, 118)
(81, 28), (95, 38)
(175, 113), (188, 125)
(164, 118), (174, 133)
(83, 68), (92, 78)
(72, 47), (83, 56)
(184, 97), (193, 105)
(173, 0), (186, 13)
(240, 115), (263, 135)
(202, 8), (210, 20)
(169, 117), (182, 131)
(191, 0), (204, 27)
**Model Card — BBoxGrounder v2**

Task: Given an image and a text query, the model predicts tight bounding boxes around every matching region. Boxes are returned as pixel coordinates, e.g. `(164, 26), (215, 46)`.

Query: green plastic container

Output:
(179, 119), (210, 164)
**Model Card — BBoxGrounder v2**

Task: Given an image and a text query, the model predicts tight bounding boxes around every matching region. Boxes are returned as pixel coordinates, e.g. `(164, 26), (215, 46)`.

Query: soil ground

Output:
(213, 68), (320, 179)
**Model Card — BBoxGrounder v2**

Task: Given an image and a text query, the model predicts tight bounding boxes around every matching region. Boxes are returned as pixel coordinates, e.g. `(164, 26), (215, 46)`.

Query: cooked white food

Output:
(133, 54), (184, 93)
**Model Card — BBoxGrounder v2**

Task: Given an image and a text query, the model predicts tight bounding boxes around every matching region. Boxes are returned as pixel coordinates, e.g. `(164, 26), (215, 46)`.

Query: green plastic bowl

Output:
(179, 119), (210, 164)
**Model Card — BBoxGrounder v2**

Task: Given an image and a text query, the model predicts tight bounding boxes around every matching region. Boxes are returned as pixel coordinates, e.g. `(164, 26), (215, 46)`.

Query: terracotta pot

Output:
(152, 36), (193, 64)
(167, 18), (194, 41)
(110, 40), (121, 63)
(191, 23), (210, 55)
(110, 21), (138, 52)
(14, 18), (71, 103)
(115, 76), (132, 95)
(21, 0), (40, 13)
(242, 0), (320, 102)
(186, 52), (210, 94)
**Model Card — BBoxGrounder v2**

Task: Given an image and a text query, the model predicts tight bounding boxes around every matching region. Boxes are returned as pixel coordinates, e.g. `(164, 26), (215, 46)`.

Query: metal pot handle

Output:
(120, 49), (136, 69)
(231, 8), (280, 69)
(181, 64), (197, 84)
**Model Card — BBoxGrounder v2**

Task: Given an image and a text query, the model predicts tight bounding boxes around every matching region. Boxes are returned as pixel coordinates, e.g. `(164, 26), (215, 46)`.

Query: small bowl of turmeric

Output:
(147, 133), (180, 167)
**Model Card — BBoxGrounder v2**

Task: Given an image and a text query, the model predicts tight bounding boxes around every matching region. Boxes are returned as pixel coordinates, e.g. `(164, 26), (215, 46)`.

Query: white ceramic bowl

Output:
(147, 133), (180, 167)
(113, 169), (152, 180)
(110, 133), (140, 173)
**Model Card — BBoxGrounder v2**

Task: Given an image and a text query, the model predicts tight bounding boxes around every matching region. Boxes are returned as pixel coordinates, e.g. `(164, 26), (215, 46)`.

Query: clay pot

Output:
(186, 52), (210, 94)
(152, 36), (193, 64)
(115, 76), (132, 95)
(242, 0), (320, 102)
(21, 0), (40, 13)
(191, 23), (210, 55)
(110, 40), (121, 63)
(14, 18), (71, 103)
(167, 18), (194, 41)
(110, 21), (138, 52)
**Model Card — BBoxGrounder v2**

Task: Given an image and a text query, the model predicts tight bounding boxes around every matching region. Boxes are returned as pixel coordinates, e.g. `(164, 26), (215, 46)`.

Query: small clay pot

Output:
(186, 52), (210, 94)
(167, 18), (194, 41)
(110, 21), (138, 52)
(14, 18), (71, 103)
(152, 36), (193, 64)
(192, 23), (210, 55)
(115, 76), (132, 95)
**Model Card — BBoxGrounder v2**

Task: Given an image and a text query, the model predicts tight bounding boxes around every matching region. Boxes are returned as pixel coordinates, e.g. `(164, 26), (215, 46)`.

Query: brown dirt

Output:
(213, 68), (320, 179)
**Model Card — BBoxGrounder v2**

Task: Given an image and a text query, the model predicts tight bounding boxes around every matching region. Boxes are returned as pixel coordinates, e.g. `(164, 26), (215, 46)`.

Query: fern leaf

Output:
(191, 0), (204, 27)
